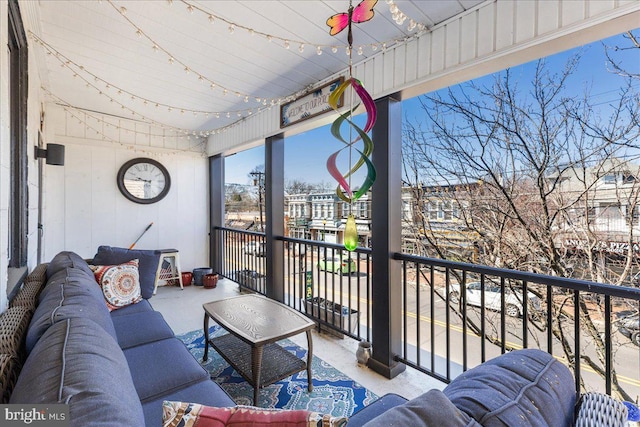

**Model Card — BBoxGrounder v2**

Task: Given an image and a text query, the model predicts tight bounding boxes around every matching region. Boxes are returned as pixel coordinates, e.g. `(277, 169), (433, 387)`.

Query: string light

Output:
(29, 32), (279, 122)
(106, 0), (275, 106)
(36, 0), (434, 138)
(43, 87), (207, 154)
(385, 0), (427, 33)
(30, 33), (276, 131)
(173, 0), (426, 56)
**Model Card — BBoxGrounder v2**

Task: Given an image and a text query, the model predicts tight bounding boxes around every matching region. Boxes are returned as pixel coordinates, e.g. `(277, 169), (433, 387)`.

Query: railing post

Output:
(265, 134), (285, 302)
(369, 95), (406, 378)
(209, 154), (225, 274)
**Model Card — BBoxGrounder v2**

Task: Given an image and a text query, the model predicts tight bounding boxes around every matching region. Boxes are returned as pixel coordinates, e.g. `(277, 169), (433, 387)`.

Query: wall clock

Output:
(117, 158), (171, 204)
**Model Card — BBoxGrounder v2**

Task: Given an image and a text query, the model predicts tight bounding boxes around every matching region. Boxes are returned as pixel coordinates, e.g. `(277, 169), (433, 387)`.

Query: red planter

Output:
(181, 272), (193, 286)
(203, 274), (218, 289)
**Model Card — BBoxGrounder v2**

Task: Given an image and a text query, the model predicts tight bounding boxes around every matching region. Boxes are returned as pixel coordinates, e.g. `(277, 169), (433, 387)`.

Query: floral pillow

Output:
(90, 259), (142, 311)
(162, 401), (348, 427)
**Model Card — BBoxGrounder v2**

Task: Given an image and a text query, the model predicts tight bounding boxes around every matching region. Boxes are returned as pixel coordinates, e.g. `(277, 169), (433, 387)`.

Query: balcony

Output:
(210, 227), (640, 401)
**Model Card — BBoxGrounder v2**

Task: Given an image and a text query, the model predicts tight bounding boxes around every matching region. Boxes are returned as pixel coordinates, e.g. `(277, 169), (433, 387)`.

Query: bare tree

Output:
(605, 30), (640, 79)
(285, 179), (333, 195)
(402, 50), (640, 398)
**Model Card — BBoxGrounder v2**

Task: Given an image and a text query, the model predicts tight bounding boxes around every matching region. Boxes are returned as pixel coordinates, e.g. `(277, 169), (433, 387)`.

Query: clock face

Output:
(117, 158), (171, 204)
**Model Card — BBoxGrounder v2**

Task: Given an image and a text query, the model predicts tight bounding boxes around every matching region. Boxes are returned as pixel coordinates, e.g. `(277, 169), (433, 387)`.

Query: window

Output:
(442, 201), (452, 221)
(623, 172), (636, 184)
(427, 201), (438, 220)
(8, 0), (28, 269)
(603, 174), (617, 185)
(359, 201), (368, 218)
(600, 202), (622, 217)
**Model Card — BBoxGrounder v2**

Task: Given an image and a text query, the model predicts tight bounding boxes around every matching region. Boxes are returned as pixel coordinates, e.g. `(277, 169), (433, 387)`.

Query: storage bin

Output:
(192, 268), (212, 286)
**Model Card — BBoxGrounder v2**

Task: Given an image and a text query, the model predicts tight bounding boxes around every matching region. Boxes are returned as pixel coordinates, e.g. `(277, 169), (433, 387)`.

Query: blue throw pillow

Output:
(92, 246), (160, 299)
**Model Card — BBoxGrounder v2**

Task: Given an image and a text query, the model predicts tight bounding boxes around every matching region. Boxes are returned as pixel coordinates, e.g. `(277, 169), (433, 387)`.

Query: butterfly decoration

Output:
(327, 0), (377, 38)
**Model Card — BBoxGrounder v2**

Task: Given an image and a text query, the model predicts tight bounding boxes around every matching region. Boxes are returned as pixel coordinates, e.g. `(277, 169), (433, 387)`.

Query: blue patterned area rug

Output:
(178, 326), (378, 417)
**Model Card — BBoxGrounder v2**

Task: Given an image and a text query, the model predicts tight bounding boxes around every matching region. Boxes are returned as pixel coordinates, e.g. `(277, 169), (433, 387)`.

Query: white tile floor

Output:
(151, 278), (444, 401)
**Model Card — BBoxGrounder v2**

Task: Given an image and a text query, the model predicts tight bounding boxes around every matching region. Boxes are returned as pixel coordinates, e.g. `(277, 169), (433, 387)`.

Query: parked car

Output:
(317, 256), (357, 275)
(242, 241), (266, 257)
(617, 312), (639, 346)
(448, 280), (541, 317)
(232, 269), (266, 293)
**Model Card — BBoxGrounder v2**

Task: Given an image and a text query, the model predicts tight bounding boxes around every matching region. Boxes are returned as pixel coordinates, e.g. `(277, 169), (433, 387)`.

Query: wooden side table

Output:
(153, 249), (183, 294)
(203, 294), (316, 405)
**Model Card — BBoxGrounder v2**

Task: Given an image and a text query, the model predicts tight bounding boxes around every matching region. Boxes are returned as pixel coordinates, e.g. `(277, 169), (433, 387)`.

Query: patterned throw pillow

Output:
(162, 401), (348, 427)
(91, 259), (143, 311)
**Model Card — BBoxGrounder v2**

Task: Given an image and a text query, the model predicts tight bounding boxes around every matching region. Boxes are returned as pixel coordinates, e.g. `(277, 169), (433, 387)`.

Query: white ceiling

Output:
(23, 0), (484, 136)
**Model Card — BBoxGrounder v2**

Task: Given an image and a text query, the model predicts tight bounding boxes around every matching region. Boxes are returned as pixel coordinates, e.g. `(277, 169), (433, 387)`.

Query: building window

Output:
(442, 201), (452, 221)
(359, 201), (367, 218)
(603, 174), (617, 185)
(623, 172), (636, 184)
(427, 201), (438, 220)
(8, 0), (29, 269)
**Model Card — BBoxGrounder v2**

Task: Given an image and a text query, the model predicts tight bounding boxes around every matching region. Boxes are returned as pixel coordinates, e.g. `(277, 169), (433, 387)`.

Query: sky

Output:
(225, 31), (639, 187)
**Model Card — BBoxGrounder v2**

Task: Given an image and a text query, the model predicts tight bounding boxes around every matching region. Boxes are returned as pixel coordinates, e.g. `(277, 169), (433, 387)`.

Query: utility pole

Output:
(250, 171), (265, 232)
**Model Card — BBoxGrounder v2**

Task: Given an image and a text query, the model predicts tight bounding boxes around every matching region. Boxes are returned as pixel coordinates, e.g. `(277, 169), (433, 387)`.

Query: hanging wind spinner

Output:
(325, 0), (377, 252)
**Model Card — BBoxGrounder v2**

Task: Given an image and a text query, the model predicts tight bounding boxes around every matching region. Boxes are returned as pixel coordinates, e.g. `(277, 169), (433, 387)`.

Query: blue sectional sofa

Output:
(6, 251), (235, 426)
(3, 250), (627, 426)
(348, 348), (578, 426)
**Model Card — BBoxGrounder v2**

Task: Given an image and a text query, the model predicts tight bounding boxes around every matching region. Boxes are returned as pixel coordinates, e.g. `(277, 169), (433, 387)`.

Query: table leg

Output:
(252, 345), (264, 405)
(306, 329), (313, 392)
(202, 313), (209, 362)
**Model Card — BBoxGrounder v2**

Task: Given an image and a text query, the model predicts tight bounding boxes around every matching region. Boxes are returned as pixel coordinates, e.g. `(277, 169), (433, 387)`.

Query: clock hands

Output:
(132, 177), (152, 184)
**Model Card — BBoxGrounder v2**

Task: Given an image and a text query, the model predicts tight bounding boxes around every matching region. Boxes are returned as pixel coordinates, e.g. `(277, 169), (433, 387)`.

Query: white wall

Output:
(43, 104), (211, 273)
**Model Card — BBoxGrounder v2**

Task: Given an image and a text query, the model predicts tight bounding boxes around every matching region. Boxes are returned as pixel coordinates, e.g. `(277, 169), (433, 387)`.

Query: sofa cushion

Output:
(444, 349), (576, 427)
(46, 251), (93, 279)
(348, 393), (408, 427)
(162, 402), (349, 427)
(142, 380), (235, 427)
(26, 268), (117, 354)
(112, 310), (174, 349)
(10, 317), (144, 427)
(361, 390), (480, 427)
(110, 298), (154, 317)
(92, 246), (161, 299)
(123, 337), (209, 403)
(91, 259), (143, 311)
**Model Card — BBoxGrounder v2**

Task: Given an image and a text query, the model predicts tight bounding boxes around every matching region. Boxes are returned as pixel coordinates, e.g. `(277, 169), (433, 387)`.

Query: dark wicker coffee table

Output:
(202, 294), (316, 404)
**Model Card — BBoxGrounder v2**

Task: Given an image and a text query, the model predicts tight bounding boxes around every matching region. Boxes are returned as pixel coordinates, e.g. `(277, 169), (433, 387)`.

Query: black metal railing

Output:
(214, 227), (372, 341)
(214, 226), (640, 399)
(395, 253), (640, 400)
(216, 227), (266, 294)
(279, 236), (372, 342)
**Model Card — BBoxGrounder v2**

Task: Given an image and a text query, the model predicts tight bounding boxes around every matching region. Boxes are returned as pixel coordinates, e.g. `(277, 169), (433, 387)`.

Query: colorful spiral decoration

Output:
(327, 78), (377, 251)
(327, 78), (377, 204)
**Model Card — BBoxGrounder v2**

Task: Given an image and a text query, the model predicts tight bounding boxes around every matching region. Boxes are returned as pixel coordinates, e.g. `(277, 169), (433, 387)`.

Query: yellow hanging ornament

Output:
(344, 214), (358, 252)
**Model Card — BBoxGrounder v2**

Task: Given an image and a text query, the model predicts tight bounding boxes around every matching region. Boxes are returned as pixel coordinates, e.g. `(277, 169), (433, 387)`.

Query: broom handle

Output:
(129, 222), (153, 250)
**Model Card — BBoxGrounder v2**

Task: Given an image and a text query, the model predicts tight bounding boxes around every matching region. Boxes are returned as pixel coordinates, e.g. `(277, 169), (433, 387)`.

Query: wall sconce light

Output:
(34, 144), (65, 165)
